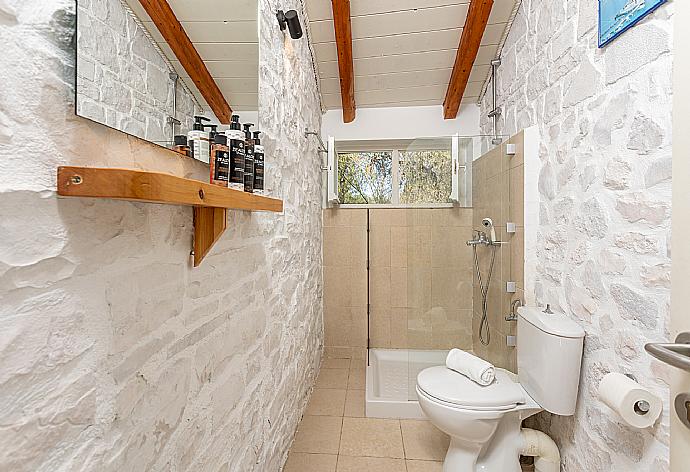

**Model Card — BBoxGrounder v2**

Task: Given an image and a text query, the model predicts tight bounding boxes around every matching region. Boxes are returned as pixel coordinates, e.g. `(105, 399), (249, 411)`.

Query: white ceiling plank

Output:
(318, 52), (492, 81)
(215, 77), (258, 93)
(171, 60), (259, 79)
(305, 0), (475, 22)
(318, 49), (455, 77)
(313, 24), (504, 62)
(160, 42), (258, 62)
(317, 44), (497, 81)
(322, 95), (477, 109)
(328, 82), (481, 105)
(310, 1), (515, 44)
(320, 70), (488, 96)
(126, 0), (257, 22)
(319, 69), (452, 95)
(310, 4), (470, 43)
(143, 20), (258, 44)
(322, 81), (482, 107)
(488, 0), (517, 25)
(217, 93), (258, 108)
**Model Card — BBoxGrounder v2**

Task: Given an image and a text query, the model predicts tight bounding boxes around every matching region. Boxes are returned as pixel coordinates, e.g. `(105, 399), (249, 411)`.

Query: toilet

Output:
(416, 306), (585, 471)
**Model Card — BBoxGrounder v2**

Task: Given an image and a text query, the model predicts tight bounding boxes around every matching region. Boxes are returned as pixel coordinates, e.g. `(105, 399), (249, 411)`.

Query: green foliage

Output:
(337, 149), (451, 204)
(337, 152), (392, 204)
(399, 150), (452, 204)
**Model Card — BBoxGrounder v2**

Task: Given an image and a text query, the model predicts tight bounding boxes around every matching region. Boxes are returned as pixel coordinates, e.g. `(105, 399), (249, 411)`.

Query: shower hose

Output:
(473, 243), (497, 346)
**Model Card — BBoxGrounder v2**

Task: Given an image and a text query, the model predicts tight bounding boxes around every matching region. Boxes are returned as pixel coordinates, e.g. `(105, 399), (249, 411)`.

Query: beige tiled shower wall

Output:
(471, 132), (525, 373)
(323, 208), (474, 359)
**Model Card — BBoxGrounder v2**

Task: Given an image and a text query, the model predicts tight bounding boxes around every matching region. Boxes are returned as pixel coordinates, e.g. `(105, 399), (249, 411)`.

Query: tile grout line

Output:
(399, 419), (410, 472)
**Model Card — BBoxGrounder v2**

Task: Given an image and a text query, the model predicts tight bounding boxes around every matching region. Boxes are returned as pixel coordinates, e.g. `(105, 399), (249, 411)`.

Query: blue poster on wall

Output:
(599, 0), (667, 47)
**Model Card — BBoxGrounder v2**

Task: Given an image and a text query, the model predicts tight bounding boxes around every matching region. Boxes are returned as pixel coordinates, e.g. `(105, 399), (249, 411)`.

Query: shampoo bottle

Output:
(252, 131), (264, 194)
(226, 115), (245, 190)
(188, 116), (211, 164)
(243, 123), (254, 193)
(210, 132), (229, 186)
(206, 124), (218, 159)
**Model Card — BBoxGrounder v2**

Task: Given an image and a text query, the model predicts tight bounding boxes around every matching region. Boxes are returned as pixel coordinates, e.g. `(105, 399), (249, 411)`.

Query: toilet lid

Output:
(417, 366), (525, 410)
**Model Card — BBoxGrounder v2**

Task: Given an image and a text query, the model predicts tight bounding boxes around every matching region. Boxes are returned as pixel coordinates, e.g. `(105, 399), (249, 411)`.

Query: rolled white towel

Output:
(445, 349), (495, 386)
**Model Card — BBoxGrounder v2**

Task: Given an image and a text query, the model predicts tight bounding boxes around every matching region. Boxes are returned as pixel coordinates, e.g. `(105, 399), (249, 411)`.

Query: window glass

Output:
(399, 150), (452, 204)
(337, 151), (393, 204)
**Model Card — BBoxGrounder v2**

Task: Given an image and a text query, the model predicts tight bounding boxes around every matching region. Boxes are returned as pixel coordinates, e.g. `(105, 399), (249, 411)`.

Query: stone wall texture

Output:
(480, 0), (673, 470)
(0, 0), (323, 471)
(76, 0), (199, 146)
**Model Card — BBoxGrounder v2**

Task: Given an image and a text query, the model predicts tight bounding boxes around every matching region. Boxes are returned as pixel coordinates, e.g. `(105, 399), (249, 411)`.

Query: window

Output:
(337, 151), (393, 204)
(399, 150), (452, 204)
(335, 138), (463, 205)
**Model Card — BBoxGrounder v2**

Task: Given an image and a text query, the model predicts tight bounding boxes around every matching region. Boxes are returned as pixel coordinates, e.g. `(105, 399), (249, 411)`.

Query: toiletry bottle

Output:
(226, 115), (245, 190)
(188, 116), (211, 164)
(210, 132), (230, 186)
(253, 131), (264, 194)
(243, 123), (255, 193)
(173, 135), (190, 157)
(207, 124), (218, 159)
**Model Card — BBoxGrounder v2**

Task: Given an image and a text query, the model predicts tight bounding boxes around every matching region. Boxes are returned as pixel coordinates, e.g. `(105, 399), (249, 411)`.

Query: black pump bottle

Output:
(253, 131), (264, 194)
(226, 115), (245, 190)
(243, 123), (254, 193)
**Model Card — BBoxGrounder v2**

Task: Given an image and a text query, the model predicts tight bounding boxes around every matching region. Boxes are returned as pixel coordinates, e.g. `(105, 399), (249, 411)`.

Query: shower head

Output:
(482, 218), (496, 243)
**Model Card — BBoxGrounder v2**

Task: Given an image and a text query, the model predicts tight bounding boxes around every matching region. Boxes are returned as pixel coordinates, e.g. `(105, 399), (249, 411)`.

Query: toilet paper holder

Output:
(623, 374), (651, 416)
(633, 399), (651, 415)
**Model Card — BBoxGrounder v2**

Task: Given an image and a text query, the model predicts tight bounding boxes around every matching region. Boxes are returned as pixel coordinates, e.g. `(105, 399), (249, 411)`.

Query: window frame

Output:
(334, 138), (462, 208)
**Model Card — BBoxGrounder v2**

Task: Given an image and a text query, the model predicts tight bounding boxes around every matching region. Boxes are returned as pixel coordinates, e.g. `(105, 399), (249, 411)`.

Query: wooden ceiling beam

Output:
(331, 0), (356, 123)
(443, 0), (493, 120)
(138, 0), (232, 124)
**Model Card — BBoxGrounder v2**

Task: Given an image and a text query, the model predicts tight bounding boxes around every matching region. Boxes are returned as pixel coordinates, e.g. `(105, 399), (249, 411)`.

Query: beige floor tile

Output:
(324, 346), (352, 359)
(405, 459), (444, 472)
(348, 367), (366, 390)
(322, 358), (351, 369)
(316, 368), (349, 389)
(291, 416), (343, 454)
(306, 389), (347, 416)
(350, 357), (368, 370)
(344, 389), (365, 417)
(284, 453), (338, 472)
(339, 417), (404, 458)
(337, 455), (406, 472)
(400, 420), (449, 461)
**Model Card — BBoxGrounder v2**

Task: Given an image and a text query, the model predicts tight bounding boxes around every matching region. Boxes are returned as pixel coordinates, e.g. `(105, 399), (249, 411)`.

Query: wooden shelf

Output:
(57, 166), (283, 266)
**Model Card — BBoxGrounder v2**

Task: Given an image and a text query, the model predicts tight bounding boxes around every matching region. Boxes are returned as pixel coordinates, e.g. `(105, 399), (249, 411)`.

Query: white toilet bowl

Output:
(415, 306), (586, 472)
(416, 367), (540, 472)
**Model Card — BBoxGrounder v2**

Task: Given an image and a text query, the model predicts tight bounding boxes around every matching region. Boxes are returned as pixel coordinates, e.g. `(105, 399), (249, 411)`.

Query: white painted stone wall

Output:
(76, 0), (199, 146)
(0, 1), (323, 471)
(480, 0), (673, 470)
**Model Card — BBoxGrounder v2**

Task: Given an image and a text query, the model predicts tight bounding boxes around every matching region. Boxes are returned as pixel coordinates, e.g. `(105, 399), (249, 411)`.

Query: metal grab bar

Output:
(645, 332), (690, 372)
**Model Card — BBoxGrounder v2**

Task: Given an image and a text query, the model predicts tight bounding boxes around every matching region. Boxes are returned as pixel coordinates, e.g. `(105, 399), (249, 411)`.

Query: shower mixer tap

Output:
(466, 229), (505, 246)
(506, 298), (522, 322)
(466, 230), (489, 246)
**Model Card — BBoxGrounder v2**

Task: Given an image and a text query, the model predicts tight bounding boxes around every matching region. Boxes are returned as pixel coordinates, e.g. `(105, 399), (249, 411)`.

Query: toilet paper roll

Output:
(598, 373), (662, 429)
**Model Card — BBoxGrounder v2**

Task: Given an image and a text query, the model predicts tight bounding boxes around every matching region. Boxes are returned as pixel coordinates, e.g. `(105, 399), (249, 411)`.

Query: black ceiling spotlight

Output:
(276, 9), (303, 39)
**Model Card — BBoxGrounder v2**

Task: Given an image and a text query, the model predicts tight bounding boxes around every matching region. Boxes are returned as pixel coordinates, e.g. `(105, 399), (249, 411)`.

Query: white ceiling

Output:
(304, 0), (519, 110)
(125, 0), (259, 112)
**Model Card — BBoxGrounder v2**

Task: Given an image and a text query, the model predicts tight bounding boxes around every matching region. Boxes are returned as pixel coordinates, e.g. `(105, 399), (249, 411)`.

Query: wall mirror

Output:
(75, 0), (259, 159)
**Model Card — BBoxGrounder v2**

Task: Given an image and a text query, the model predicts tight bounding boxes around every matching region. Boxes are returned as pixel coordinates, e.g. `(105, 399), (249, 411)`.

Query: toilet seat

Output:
(417, 366), (525, 411)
